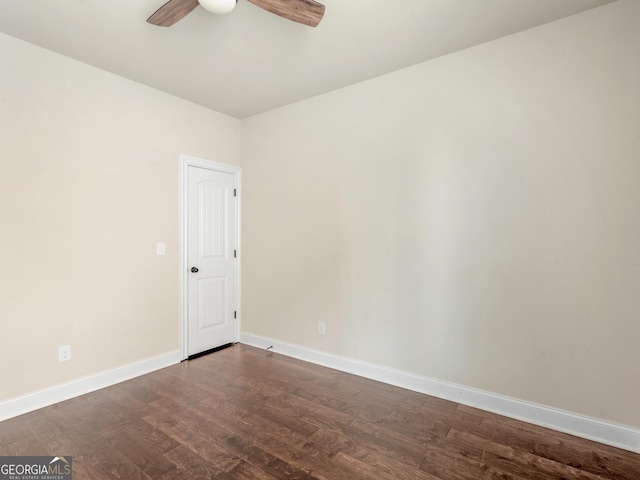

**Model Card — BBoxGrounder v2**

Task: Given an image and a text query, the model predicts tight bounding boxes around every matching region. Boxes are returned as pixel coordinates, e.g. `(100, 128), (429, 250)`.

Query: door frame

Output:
(179, 155), (241, 360)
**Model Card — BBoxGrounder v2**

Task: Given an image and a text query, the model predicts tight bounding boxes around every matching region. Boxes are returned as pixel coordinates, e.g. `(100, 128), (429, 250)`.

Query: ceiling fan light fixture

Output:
(198, 0), (237, 15)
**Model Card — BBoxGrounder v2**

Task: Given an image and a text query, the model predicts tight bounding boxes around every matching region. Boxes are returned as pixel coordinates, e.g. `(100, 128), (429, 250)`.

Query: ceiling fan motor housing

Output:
(199, 0), (238, 15)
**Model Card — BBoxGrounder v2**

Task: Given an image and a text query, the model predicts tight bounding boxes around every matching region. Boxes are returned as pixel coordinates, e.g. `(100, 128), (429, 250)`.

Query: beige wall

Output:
(0, 33), (241, 401)
(241, 1), (640, 428)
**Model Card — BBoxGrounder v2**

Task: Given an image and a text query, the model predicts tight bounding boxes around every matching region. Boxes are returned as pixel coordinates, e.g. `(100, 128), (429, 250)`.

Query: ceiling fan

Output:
(147, 0), (325, 28)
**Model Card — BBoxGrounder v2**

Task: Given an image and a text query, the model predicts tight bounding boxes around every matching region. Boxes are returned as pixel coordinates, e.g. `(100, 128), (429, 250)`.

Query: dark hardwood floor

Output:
(1, 344), (639, 479)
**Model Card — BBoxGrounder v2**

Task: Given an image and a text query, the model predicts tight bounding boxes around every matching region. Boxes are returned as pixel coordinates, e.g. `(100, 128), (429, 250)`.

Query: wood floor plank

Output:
(163, 444), (233, 480)
(0, 344), (638, 480)
(24, 412), (81, 459)
(82, 444), (156, 480)
(142, 410), (240, 470)
(422, 442), (530, 480)
(265, 392), (355, 429)
(223, 459), (279, 480)
(42, 401), (89, 434)
(123, 417), (180, 451)
(112, 427), (178, 478)
(60, 417), (116, 456)
(331, 450), (440, 480)
(448, 428), (607, 480)
(147, 397), (314, 479)
(534, 440), (640, 480)
(3, 435), (49, 456)
(310, 425), (428, 474)
(461, 408), (640, 480)
(343, 417), (433, 462)
(250, 402), (321, 438)
(0, 417), (34, 446)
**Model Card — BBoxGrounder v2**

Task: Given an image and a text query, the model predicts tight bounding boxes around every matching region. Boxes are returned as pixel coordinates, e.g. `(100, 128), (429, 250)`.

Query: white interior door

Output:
(186, 165), (238, 356)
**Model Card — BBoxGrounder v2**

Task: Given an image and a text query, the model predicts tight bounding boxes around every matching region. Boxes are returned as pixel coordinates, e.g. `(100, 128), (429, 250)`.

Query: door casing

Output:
(180, 155), (241, 360)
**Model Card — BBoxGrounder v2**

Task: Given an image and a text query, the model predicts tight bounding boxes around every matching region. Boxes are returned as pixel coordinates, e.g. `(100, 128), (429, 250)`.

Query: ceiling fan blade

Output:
(247, 0), (325, 27)
(147, 0), (200, 27)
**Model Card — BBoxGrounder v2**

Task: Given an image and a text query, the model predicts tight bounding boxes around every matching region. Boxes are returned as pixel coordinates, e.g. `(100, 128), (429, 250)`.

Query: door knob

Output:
(191, 266), (199, 273)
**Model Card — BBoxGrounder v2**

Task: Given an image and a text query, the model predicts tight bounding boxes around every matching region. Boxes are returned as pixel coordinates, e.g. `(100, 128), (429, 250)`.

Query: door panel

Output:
(197, 276), (226, 328)
(198, 182), (226, 258)
(187, 166), (237, 356)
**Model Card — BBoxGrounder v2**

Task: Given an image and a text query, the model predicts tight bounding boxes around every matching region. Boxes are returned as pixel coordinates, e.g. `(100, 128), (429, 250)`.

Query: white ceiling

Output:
(0, 0), (615, 119)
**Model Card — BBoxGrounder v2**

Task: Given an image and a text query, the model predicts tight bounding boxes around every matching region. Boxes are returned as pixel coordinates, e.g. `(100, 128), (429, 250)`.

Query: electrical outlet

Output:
(58, 345), (71, 363)
(318, 322), (326, 335)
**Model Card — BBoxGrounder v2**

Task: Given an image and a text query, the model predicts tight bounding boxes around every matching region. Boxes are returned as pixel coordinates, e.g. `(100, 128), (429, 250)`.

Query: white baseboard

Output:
(240, 332), (640, 454)
(0, 351), (182, 422)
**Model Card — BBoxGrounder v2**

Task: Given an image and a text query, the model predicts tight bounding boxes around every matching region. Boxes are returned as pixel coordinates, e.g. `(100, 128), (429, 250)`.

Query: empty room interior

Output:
(1, 0), (639, 478)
